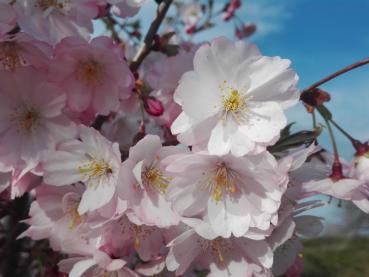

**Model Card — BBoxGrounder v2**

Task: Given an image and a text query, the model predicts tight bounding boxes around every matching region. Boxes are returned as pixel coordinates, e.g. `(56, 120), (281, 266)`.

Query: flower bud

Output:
(235, 23), (257, 39)
(300, 88), (331, 107)
(143, 96), (164, 117)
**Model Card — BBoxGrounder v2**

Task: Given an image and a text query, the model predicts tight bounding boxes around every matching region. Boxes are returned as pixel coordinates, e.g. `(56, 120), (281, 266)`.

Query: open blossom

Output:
(54, 36), (134, 114)
(48, 36), (134, 115)
(119, 135), (181, 227)
(97, 214), (165, 262)
(0, 0), (16, 38)
(301, 154), (369, 213)
(171, 37), (299, 157)
(0, 67), (76, 169)
(166, 228), (273, 276)
(165, 151), (289, 238)
(0, 32), (52, 71)
(43, 125), (122, 214)
(15, 0), (99, 44)
(19, 184), (89, 252)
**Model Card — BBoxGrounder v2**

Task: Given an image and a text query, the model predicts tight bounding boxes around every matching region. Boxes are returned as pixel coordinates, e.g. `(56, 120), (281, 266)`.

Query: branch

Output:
(129, 0), (173, 72)
(302, 57), (369, 93)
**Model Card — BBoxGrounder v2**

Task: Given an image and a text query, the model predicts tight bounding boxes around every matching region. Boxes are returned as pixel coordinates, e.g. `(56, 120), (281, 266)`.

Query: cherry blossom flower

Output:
(0, 32), (52, 71)
(48, 36), (134, 115)
(96, 214), (165, 262)
(166, 228), (273, 276)
(301, 153), (369, 213)
(19, 184), (89, 252)
(0, 0), (16, 38)
(171, 37), (299, 157)
(165, 150), (289, 238)
(0, 67), (76, 169)
(14, 0), (99, 44)
(118, 135), (181, 227)
(42, 125), (122, 214)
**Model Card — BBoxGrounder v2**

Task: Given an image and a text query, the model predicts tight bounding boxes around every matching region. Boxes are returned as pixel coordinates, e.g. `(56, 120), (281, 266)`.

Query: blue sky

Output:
(94, 0), (369, 231)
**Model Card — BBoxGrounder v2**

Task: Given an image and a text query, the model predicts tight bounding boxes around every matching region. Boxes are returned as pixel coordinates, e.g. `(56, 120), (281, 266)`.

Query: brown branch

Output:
(129, 0), (173, 72)
(302, 57), (369, 93)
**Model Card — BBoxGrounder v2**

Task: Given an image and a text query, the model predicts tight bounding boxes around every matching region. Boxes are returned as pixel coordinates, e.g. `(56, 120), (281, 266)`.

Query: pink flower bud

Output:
(144, 96), (164, 117)
(235, 23), (257, 39)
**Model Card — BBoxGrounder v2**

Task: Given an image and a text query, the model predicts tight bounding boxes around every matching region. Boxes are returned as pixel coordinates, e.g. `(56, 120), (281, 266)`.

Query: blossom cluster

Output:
(0, 1), (368, 277)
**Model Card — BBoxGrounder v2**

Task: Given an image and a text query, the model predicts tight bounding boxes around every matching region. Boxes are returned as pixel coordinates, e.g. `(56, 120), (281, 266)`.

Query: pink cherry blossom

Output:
(0, 67), (76, 169)
(14, 0), (99, 44)
(19, 184), (89, 252)
(171, 37), (299, 156)
(42, 125), (122, 214)
(96, 214), (165, 262)
(0, 32), (52, 71)
(165, 150), (289, 238)
(166, 228), (273, 276)
(48, 36), (134, 115)
(118, 135), (181, 227)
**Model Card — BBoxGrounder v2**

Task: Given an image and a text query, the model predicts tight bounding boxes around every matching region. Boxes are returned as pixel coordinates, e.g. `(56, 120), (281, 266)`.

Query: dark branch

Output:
(302, 57), (369, 93)
(129, 0), (173, 72)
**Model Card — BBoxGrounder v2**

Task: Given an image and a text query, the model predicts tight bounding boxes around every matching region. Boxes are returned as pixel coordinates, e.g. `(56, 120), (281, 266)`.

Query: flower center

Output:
(119, 218), (154, 251)
(16, 108), (40, 131)
(0, 42), (26, 71)
(142, 163), (173, 193)
(219, 81), (252, 123)
(36, 0), (65, 11)
(75, 59), (102, 85)
(200, 237), (232, 264)
(78, 158), (113, 186)
(223, 89), (246, 112)
(201, 163), (238, 202)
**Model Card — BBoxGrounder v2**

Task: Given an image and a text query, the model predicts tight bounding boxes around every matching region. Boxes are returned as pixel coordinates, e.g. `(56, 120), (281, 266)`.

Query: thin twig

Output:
(302, 57), (369, 92)
(129, 0), (173, 72)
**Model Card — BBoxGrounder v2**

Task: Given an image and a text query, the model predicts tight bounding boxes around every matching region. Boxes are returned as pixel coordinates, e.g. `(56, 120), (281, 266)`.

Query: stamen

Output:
(142, 161), (173, 193)
(78, 158), (113, 186)
(199, 237), (232, 264)
(66, 204), (83, 229)
(0, 42), (27, 71)
(218, 81), (252, 123)
(201, 163), (238, 202)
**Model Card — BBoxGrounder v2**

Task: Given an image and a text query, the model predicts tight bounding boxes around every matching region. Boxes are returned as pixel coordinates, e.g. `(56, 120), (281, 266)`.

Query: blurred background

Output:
(94, 1), (369, 276)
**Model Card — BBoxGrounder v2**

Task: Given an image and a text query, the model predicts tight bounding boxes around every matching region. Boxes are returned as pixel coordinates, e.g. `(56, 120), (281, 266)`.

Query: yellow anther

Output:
(142, 164), (172, 193)
(78, 159), (113, 184)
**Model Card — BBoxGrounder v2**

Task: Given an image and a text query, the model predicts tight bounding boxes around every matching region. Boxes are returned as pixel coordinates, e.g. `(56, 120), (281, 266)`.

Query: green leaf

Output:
(268, 125), (322, 154)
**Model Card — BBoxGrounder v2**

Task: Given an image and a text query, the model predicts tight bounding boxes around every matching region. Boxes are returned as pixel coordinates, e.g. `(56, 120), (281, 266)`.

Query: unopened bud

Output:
(143, 96), (164, 117)
(300, 88), (331, 107)
(235, 23), (257, 39)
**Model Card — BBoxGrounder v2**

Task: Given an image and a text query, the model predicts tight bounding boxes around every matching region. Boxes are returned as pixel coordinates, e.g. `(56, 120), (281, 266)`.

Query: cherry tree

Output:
(0, 1), (368, 276)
